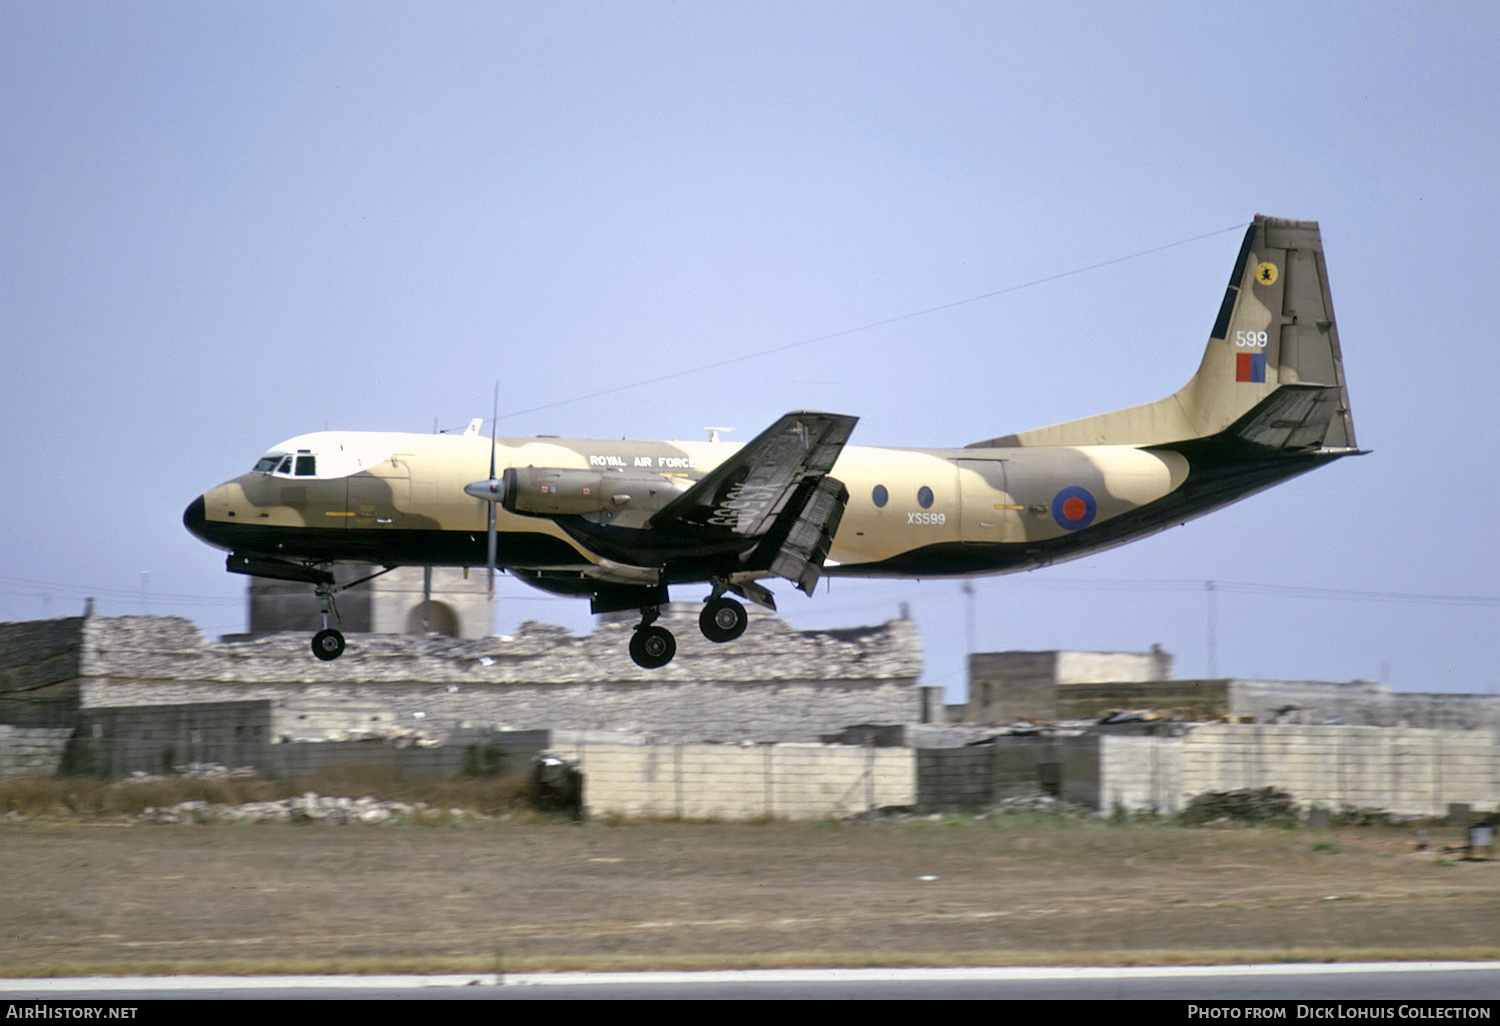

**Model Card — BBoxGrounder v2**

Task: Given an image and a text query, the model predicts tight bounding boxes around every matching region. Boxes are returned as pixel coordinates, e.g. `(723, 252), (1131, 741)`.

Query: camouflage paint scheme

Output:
(185, 216), (1361, 661)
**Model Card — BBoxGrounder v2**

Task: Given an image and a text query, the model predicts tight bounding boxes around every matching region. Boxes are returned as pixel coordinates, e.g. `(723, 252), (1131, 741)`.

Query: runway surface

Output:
(4, 963), (1499, 1001)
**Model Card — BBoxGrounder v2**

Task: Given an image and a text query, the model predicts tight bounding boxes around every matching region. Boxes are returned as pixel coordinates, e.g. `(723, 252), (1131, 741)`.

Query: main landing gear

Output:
(629, 608), (676, 670)
(626, 591), (751, 669)
(699, 595), (748, 643)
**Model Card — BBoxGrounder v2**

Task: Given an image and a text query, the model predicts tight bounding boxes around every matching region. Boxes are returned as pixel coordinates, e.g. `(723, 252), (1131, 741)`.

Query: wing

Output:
(647, 411), (856, 532)
(646, 410), (858, 593)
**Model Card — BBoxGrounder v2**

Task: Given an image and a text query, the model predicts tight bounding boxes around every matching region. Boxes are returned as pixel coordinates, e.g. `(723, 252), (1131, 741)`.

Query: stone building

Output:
(965, 646), (1173, 723)
(965, 645), (1500, 739)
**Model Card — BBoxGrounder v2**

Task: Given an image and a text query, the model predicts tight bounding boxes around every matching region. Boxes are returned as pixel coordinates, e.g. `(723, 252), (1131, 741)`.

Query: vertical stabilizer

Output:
(970, 216), (1358, 449)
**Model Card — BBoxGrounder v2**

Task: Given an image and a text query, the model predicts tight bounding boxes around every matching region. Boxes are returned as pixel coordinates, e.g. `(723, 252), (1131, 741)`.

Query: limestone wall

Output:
(570, 742), (916, 820)
(1227, 680), (1500, 736)
(0, 617), (87, 724)
(67, 614), (921, 744)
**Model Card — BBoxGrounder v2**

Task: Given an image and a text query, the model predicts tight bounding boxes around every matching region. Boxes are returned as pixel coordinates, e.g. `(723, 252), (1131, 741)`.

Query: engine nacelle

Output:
(501, 467), (677, 517)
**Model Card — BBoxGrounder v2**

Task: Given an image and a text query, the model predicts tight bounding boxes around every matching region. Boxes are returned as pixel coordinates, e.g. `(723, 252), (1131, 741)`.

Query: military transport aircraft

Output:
(184, 215), (1361, 668)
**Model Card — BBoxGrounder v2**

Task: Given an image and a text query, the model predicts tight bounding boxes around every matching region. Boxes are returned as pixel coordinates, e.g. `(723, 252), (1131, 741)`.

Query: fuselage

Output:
(182, 424), (1324, 586)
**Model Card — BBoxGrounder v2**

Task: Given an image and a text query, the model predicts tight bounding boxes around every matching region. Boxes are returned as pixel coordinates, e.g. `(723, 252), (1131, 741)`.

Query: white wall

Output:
(569, 742), (917, 820)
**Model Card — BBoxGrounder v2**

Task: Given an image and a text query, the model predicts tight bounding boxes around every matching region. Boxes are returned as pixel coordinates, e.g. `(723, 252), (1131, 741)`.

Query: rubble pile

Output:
(135, 792), (471, 825)
(988, 792), (1095, 817)
(1179, 786), (1298, 826)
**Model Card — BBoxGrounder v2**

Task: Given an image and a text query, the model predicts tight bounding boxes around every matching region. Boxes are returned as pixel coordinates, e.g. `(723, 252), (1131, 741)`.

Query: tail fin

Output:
(969, 215), (1359, 450)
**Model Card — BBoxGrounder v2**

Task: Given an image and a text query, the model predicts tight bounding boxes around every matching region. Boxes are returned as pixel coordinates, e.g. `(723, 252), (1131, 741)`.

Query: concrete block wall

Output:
(1178, 724), (1497, 817)
(986, 736), (1100, 808)
(914, 736), (1102, 811)
(1098, 734), (1183, 813)
(0, 725), (74, 776)
(70, 701), (274, 778)
(916, 749), (993, 810)
(262, 730), (548, 781)
(570, 743), (916, 820)
(62, 698), (550, 780)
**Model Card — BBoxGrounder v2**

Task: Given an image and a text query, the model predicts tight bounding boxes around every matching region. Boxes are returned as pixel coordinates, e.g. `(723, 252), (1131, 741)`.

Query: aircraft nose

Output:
(182, 495), (208, 541)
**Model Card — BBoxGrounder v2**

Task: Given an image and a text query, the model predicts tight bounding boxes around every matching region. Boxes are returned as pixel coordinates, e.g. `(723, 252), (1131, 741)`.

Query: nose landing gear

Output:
(300, 565), (398, 661)
(312, 627), (346, 661)
(311, 580), (344, 661)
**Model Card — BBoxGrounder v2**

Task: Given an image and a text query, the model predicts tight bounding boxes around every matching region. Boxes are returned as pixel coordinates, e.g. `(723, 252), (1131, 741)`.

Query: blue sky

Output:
(3, 1), (1496, 699)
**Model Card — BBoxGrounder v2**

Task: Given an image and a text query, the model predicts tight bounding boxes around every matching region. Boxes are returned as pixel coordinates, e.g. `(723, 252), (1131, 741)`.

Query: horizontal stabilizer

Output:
(1154, 383), (1358, 458)
(1220, 383), (1347, 452)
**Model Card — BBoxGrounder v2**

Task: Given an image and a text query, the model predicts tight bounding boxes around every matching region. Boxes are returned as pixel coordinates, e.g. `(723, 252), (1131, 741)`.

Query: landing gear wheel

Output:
(629, 625), (677, 669)
(699, 596), (748, 643)
(312, 629), (346, 661)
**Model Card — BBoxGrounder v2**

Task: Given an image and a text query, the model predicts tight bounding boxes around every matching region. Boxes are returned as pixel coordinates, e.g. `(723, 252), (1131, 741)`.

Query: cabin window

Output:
(917, 486), (934, 509)
(253, 456), (281, 473)
(871, 485), (889, 508)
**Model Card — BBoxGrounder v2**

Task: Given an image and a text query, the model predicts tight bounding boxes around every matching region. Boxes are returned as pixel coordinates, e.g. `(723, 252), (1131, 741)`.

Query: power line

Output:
(1023, 576), (1499, 608)
(0, 576), (242, 608)
(476, 221), (1251, 426)
(6, 571), (1493, 613)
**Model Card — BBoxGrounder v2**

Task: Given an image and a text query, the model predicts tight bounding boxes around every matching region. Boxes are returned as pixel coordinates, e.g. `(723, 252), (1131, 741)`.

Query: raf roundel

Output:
(1050, 486), (1097, 531)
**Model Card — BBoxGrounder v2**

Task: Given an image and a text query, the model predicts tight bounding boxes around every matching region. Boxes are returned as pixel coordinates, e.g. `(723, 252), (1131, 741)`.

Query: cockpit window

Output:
(254, 452), (317, 476)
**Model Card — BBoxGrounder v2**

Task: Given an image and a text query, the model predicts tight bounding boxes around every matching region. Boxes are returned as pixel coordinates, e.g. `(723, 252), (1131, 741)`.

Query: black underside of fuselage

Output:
(187, 449), (1345, 588)
(183, 498), (582, 568)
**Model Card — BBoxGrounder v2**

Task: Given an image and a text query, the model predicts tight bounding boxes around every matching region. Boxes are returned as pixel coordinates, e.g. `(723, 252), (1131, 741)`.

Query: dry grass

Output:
(0, 769), (536, 819)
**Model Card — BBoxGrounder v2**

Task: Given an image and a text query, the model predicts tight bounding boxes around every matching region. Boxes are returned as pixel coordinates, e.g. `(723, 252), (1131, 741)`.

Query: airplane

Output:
(184, 215), (1362, 668)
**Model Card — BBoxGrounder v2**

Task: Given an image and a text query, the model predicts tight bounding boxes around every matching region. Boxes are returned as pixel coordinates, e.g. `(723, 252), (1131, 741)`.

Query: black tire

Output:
(629, 624), (676, 668)
(699, 597), (747, 643)
(312, 629), (346, 661)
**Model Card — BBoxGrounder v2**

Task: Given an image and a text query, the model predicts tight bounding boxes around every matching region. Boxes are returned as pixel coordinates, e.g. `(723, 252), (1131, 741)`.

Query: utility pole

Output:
(1205, 579), (1218, 678)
